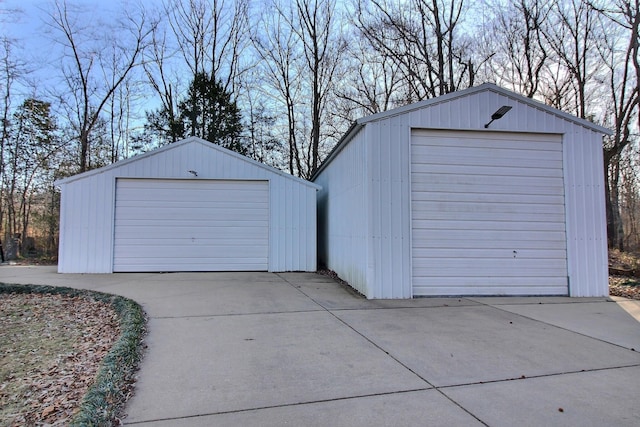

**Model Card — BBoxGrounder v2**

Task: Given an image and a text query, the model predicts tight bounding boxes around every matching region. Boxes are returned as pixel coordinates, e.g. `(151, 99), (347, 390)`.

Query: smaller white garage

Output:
(57, 137), (319, 273)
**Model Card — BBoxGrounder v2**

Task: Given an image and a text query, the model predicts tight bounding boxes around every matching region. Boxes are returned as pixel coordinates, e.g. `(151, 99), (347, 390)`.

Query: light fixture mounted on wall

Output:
(484, 106), (512, 128)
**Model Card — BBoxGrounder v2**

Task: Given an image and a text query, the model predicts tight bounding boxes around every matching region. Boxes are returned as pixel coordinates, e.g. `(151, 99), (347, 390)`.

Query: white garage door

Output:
(113, 179), (269, 272)
(411, 130), (567, 296)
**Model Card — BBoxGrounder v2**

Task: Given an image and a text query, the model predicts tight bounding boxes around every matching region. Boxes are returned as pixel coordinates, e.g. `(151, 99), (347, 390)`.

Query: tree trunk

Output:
(605, 155), (624, 250)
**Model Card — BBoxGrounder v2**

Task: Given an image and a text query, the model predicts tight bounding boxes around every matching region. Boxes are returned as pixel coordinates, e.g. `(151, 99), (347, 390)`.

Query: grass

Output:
(0, 283), (147, 426)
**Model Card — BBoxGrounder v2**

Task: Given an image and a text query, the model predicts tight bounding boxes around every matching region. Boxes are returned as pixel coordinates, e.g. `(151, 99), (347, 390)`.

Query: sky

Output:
(2, 1), (127, 94)
(2, 0), (167, 119)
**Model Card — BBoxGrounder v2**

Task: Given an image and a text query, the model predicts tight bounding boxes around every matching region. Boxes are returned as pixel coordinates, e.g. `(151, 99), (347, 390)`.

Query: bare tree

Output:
(142, 14), (182, 145)
(165, 0), (249, 94)
(543, 0), (601, 119)
(251, 0), (344, 178)
(297, 0), (345, 176)
(334, 29), (403, 121)
(47, 0), (153, 172)
(354, 0), (482, 102)
(594, 0), (640, 250)
(486, 0), (550, 97)
(107, 76), (140, 162)
(3, 99), (61, 254)
(251, 3), (303, 175)
(0, 35), (28, 258)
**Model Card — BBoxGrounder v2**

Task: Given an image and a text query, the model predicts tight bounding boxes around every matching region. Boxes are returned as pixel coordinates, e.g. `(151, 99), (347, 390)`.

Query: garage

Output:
(410, 129), (567, 296)
(113, 179), (269, 272)
(57, 137), (319, 273)
(313, 83), (611, 299)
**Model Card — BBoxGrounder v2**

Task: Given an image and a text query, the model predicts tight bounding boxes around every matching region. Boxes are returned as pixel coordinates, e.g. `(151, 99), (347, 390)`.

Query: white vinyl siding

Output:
(411, 130), (568, 296)
(113, 179), (269, 272)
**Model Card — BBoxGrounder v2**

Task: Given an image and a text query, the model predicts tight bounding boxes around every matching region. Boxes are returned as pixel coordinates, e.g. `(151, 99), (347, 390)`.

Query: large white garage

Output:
(57, 137), (319, 273)
(313, 83), (611, 299)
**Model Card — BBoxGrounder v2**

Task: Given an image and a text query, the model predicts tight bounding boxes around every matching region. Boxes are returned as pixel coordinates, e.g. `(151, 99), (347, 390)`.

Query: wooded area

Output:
(0, 0), (638, 259)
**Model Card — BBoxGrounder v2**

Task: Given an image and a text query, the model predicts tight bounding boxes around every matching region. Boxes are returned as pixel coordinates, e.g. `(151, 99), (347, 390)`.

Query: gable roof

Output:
(56, 136), (320, 189)
(312, 83), (612, 180)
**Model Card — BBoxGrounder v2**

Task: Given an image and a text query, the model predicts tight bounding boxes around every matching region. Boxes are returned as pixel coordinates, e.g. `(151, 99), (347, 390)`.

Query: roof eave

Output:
(311, 84), (612, 179)
(55, 136), (321, 190)
(357, 83), (612, 135)
(311, 121), (364, 181)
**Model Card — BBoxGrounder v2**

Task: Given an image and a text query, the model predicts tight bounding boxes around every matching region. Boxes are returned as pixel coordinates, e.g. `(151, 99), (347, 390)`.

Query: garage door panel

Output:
(417, 173), (564, 189)
(116, 228), (268, 240)
(413, 258), (567, 274)
(115, 219), (269, 231)
(413, 143), (562, 161)
(119, 201), (268, 220)
(415, 210), (566, 223)
(116, 201), (269, 211)
(115, 237), (265, 247)
(114, 259), (268, 272)
(413, 281), (569, 297)
(412, 191), (565, 206)
(412, 200), (566, 215)
(113, 179), (269, 272)
(412, 163), (563, 178)
(118, 190), (268, 204)
(412, 229), (567, 243)
(413, 182), (565, 197)
(114, 245), (267, 258)
(415, 153), (563, 170)
(413, 128), (563, 148)
(413, 239), (566, 250)
(413, 248), (568, 259)
(115, 219), (269, 228)
(411, 131), (567, 296)
(412, 220), (567, 232)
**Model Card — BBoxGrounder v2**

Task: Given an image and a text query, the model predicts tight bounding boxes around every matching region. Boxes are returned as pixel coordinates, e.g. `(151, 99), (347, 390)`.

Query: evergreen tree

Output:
(180, 73), (245, 154)
(145, 73), (245, 155)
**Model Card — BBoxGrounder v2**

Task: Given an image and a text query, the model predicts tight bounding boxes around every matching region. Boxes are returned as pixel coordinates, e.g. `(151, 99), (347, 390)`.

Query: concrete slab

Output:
(466, 296), (610, 305)
(125, 311), (429, 423)
(490, 300), (640, 350)
(611, 296), (640, 323)
(132, 390), (484, 427)
(0, 265), (148, 289)
(3, 266), (640, 426)
(279, 273), (480, 310)
(104, 277), (323, 318)
(443, 365), (640, 427)
(333, 305), (640, 387)
(0, 269), (324, 318)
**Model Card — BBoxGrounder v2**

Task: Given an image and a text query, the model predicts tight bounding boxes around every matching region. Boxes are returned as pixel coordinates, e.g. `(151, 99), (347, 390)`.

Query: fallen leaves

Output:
(0, 292), (120, 426)
(609, 276), (640, 301)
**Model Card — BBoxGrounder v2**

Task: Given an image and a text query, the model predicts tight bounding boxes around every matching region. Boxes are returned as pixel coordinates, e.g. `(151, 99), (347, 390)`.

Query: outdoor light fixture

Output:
(484, 105), (512, 128)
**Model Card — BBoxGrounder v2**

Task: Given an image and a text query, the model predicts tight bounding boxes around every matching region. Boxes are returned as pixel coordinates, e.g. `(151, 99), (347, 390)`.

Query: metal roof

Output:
(312, 83), (612, 180)
(56, 136), (321, 190)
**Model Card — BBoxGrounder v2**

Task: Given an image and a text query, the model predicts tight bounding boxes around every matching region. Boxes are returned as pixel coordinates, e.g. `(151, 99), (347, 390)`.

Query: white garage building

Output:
(57, 137), (319, 273)
(312, 83), (611, 298)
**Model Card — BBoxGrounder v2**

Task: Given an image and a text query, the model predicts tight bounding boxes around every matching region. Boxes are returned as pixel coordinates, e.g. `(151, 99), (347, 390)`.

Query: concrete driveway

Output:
(1, 266), (640, 426)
